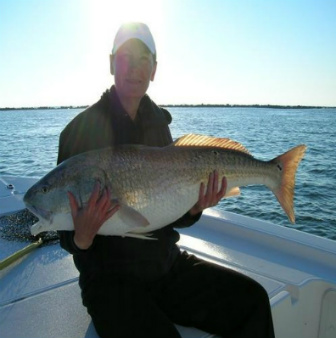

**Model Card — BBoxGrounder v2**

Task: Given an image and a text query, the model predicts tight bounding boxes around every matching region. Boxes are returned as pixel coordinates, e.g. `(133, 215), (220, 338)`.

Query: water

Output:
(0, 107), (335, 240)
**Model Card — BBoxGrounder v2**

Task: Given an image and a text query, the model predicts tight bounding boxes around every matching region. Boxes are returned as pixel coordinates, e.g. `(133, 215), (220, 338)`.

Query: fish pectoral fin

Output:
(224, 187), (241, 198)
(118, 205), (150, 228)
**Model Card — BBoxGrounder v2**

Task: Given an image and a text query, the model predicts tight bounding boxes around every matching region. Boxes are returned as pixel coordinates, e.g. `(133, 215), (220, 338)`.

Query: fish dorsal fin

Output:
(173, 134), (251, 155)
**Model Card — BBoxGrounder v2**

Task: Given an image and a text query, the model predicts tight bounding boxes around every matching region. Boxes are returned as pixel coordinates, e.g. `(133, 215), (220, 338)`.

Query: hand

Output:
(189, 171), (227, 216)
(68, 182), (120, 250)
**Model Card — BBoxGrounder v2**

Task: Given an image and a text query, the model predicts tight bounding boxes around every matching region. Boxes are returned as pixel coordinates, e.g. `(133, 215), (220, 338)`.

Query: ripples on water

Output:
(0, 107), (335, 240)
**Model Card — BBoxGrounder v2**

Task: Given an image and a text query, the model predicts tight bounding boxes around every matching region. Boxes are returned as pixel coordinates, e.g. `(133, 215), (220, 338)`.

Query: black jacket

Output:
(57, 87), (201, 294)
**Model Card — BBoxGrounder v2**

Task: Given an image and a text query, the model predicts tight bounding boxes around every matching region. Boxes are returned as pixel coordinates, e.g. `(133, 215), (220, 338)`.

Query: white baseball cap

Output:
(112, 22), (156, 55)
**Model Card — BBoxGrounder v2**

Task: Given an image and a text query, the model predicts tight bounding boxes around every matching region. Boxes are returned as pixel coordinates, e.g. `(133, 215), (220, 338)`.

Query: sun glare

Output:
(75, 0), (165, 105)
(88, 0), (164, 49)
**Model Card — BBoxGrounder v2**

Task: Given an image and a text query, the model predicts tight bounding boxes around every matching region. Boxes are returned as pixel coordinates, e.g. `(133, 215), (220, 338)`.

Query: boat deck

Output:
(1, 176), (336, 338)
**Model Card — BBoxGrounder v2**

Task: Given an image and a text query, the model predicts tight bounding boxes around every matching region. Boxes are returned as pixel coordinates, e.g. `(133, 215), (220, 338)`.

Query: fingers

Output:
(67, 191), (79, 218)
(198, 182), (205, 202)
(97, 188), (119, 220)
(87, 181), (101, 208)
(213, 170), (219, 194)
(217, 176), (227, 199)
(199, 171), (227, 208)
(68, 182), (119, 227)
(69, 183), (119, 249)
(205, 171), (215, 202)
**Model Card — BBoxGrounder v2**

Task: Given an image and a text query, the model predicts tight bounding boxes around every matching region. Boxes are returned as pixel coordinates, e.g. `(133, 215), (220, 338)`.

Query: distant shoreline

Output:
(0, 104), (335, 111)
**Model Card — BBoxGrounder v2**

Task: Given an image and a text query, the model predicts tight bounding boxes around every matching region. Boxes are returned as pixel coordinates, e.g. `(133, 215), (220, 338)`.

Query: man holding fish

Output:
(56, 23), (275, 338)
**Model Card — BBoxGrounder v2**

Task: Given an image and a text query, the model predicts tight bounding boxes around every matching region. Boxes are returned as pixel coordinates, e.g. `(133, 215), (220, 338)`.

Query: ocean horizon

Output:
(1, 104), (336, 111)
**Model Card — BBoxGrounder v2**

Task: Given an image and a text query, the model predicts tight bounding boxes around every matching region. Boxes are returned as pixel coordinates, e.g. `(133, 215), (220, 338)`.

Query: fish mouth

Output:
(26, 206), (53, 236)
(30, 223), (41, 236)
(30, 221), (45, 236)
(25, 205), (52, 222)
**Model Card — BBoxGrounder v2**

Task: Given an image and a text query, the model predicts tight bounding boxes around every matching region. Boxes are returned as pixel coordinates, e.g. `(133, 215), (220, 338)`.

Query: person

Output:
(57, 22), (275, 338)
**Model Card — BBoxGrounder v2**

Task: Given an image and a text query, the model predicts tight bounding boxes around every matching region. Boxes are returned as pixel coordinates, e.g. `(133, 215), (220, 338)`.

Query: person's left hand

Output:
(189, 170), (227, 216)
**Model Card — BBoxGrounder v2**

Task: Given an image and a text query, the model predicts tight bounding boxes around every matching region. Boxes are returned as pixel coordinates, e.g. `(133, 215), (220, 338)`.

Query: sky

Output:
(0, 0), (335, 108)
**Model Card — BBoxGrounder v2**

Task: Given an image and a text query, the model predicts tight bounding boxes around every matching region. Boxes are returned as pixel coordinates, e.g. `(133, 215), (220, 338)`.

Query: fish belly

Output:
(99, 183), (200, 236)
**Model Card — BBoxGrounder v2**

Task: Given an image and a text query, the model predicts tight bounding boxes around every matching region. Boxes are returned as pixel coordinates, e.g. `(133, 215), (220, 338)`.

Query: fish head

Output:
(24, 163), (74, 232)
(24, 158), (108, 235)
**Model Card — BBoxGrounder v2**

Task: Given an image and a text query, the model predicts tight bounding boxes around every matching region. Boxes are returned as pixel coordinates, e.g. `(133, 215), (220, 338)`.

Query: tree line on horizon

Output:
(0, 103), (334, 111)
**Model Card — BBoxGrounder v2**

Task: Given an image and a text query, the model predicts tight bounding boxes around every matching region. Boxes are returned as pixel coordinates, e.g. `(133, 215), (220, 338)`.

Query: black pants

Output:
(84, 252), (275, 338)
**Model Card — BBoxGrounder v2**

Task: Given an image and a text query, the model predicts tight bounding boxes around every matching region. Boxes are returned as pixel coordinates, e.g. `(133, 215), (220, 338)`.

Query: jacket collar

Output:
(106, 85), (170, 128)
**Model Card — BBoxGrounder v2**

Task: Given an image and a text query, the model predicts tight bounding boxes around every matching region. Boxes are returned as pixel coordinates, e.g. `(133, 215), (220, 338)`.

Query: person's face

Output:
(110, 39), (157, 100)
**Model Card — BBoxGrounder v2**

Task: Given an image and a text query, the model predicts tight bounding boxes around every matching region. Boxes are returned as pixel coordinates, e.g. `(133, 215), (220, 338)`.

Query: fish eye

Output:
(41, 186), (49, 193)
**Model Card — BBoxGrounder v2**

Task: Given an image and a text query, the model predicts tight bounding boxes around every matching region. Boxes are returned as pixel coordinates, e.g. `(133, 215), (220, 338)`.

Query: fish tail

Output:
(270, 145), (307, 223)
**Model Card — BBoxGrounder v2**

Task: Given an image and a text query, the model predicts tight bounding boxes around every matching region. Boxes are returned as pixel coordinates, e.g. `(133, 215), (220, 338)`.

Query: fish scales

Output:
(24, 134), (307, 238)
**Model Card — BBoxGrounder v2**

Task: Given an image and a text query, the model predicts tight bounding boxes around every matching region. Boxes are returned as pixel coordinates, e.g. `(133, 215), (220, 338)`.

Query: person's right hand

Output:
(67, 182), (120, 250)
